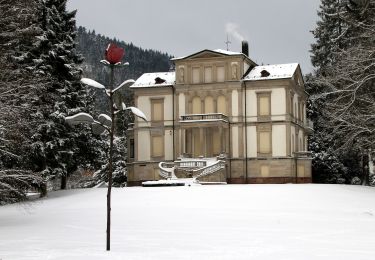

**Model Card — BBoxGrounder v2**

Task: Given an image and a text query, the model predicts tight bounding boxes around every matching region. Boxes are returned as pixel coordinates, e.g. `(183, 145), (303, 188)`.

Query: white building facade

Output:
(127, 44), (312, 185)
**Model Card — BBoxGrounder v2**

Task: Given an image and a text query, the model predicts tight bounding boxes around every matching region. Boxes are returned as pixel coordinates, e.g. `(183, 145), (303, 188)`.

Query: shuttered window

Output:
(217, 66), (225, 82)
(204, 96), (214, 113)
(259, 131), (271, 154)
(152, 136), (163, 157)
(192, 97), (201, 114)
(204, 67), (212, 83)
(151, 99), (163, 122)
(260, 165), (270, 177)
(217, 95), (227, 115)
(192, 67), (200, 83)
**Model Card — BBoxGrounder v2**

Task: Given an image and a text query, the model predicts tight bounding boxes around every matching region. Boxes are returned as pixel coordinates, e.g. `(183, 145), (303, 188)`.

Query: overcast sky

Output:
(67, 0), (321, 74)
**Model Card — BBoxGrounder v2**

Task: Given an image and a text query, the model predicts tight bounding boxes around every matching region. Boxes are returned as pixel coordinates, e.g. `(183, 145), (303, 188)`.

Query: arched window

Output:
(217, 95), (227, 115)
(192, 97), (201, 114)
(204, 96), (214, 113)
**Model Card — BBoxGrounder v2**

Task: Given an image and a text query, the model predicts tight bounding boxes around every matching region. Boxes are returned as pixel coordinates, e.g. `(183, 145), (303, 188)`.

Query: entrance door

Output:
(188, 127), (225, 158)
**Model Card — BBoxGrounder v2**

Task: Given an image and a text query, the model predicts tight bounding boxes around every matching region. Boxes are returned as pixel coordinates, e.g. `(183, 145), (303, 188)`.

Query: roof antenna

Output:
(225, 34), (231, 51)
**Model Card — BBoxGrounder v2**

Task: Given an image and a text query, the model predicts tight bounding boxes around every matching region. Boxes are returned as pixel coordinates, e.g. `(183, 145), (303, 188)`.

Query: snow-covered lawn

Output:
(1, 184), (375, 260)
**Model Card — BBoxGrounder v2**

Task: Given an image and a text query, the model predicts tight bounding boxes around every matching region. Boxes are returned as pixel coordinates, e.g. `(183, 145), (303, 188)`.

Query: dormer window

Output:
(154, 77), (166, 84)
(260, 70), (270, 77)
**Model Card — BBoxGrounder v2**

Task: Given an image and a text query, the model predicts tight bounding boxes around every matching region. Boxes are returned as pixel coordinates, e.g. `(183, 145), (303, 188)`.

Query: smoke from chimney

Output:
(225, 22), (245, 42)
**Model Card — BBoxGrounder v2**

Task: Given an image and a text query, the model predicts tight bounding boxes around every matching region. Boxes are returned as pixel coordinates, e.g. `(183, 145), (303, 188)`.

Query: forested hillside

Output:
(76, 26), (172, 89)
(75, 26), (172, 115)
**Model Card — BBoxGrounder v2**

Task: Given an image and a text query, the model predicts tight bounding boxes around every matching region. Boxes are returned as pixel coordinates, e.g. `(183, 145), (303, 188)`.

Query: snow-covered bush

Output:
(86, 136), (127, 187)
(370, 175), (375, 187)
(0, 170), (45, 205)
(351, 177), (361, 185)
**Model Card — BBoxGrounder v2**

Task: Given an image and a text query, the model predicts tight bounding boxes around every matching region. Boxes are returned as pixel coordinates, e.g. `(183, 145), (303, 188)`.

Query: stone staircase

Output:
(158, 157), (226, 181)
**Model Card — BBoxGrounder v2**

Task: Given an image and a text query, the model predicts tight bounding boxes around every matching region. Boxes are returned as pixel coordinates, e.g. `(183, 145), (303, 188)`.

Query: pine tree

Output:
(21, 0), (103, 189)
(311, 0), (348, 75)
(0, 0), (46, 203)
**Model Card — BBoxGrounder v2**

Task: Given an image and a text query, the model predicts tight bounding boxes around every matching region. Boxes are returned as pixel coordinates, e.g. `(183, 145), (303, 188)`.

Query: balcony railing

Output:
(175, 160), (207, 169)
(180, 113), (229, 122)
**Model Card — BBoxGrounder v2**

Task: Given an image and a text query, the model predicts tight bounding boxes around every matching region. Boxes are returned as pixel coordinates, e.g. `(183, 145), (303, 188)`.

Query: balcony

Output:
(180, 113), (229, 123)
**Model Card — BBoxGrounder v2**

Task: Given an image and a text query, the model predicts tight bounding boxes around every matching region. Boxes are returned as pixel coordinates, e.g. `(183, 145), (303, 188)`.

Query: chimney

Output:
(242, 41), (249, 56)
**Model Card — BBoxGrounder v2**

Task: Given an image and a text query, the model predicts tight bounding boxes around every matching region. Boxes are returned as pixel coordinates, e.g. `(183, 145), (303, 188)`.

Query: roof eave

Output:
(130, 84), (174, 89)
(243, 76), (293, 82)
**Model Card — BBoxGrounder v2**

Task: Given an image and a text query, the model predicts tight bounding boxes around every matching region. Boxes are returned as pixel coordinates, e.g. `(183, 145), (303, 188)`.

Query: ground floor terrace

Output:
(127, 156), (312, 186)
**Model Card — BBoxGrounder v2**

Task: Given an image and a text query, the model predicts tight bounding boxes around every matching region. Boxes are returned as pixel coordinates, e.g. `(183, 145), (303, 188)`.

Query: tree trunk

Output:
(369, 150), (374, 176)
(61, 174), (67, 190)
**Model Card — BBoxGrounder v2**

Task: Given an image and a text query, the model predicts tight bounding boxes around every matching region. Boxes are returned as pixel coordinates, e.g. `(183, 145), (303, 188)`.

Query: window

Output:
(151, 99), (164, 122)
(260, 165), (270, 177)
(259, 131), (271, 154)
(217, 66), (225, 82)
(192, 96), (201, 114)
(302, 103), (305, 122)
(257, 92), (271, 117)
(151, 136), (164, 158)
(290, 94), (294, 116)
(204, 96), (214, 113)
(129, 139), (134, 159)
(217, 95), (227, 115)
(204, 67), (212, 83)
(192, 67), (200, 84)
(298, 165), (305, 177)
(257, 124), (272, 156)
(291, 134), (295, 154)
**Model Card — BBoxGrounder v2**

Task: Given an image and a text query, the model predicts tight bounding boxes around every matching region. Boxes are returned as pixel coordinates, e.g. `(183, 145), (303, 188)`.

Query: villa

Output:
(126, 42), (312, 186)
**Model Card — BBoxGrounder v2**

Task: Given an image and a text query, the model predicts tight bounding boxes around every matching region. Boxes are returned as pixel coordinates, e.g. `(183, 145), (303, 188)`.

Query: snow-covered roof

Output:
(213, 49), (243, 56)
(172, 49), (246, 61)
(244, 63), (299, 81)
(131, 72), (175, 88)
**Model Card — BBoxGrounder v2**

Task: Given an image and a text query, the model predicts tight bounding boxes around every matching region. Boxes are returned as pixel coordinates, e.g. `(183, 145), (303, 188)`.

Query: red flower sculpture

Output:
(105, 43), (125, 64)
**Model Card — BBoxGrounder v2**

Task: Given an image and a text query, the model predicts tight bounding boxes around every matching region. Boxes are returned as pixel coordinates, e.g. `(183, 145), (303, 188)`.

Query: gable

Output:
(182, 50), (228, 60)
(293, 65), (305, 88)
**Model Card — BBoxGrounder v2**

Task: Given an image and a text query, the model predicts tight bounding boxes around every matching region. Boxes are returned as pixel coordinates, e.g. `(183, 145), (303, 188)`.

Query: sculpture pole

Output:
(106, 64), (115, 251)
(65, 43), (147, 252)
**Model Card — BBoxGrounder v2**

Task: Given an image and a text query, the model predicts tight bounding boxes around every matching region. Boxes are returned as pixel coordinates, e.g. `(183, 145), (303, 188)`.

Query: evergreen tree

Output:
(308, 0), (374, 184)
(311, 0), (347, 74)
(27, 0), (105, 189)
(308, 0), (349, 183)
(0, 0), (46, 203)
